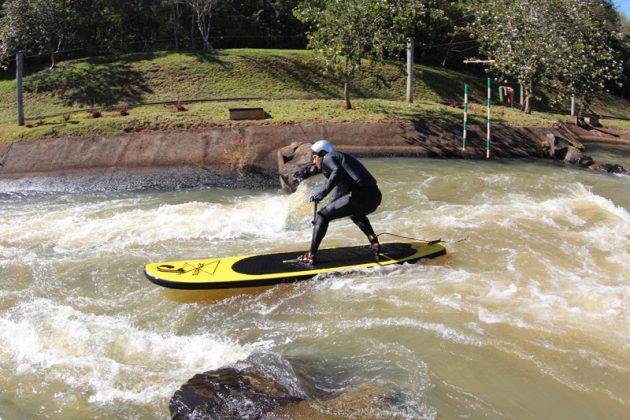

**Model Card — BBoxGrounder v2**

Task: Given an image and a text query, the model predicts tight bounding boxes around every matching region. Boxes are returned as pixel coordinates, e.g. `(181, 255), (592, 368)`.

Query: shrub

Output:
(224, 133), (255, 174)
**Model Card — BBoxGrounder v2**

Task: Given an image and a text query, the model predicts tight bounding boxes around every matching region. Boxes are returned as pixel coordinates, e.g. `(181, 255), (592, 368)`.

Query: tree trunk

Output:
(524, 95), (532, 114)
(196, 13), (212, 51)
(343, 80), (352, 110)
(49, 52), (56, 70)
(441, 37), (454, 68)
(522, 83), (533, 114)
(172, 2), (180, 52)
(191, 13), (196, 50)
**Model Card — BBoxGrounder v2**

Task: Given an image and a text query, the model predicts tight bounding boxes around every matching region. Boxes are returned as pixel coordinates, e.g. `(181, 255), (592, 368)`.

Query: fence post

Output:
(16, 52), (24, 126)
(571, 95), (576, 117)
(406, 38), (414, 104)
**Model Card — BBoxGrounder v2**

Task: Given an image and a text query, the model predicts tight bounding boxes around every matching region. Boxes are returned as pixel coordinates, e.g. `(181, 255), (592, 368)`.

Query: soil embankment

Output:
(0, 121), (625, 192)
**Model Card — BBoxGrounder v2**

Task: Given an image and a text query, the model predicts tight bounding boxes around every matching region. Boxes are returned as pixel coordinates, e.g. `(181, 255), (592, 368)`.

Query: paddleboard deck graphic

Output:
(144, 241), (446, 290)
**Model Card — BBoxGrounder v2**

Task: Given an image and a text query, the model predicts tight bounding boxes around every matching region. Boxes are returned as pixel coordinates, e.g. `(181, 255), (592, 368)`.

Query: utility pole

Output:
(406, 38), (414, 103)
(16, 52), (24, 126)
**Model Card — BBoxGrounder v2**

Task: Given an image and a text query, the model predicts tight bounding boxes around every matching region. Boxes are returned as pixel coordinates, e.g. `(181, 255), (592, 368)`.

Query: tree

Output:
(0, 0), (76, 69)
(613, 7), (630, 98)
(466, 0), (621, 114)
(550, 0), (622, 111)
(185, 0), (216, 51)
(411, 0), (473, 68)
(295, 0), (426, 109)
(169, 0), (184, 52)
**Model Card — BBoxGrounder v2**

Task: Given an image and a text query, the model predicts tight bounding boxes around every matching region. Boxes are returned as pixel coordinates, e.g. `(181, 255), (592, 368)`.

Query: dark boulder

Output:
(169, 353), (425, 419)
(277, 142), (314, 192)
(588, 162), (627, 175)
(544, 133), (583, 160)
(563, 146), (585, 164)
(544, 133), (628, 176)
(170, 367), (303, 419)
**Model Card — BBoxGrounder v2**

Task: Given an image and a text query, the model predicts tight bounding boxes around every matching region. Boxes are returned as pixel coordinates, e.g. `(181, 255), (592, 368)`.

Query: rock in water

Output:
(277, 142), (314, 192)
(170, 367), (303, 419)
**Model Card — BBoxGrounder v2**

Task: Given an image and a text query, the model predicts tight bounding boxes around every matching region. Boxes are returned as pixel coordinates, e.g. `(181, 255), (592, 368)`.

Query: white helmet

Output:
(311, 139), (334, 155)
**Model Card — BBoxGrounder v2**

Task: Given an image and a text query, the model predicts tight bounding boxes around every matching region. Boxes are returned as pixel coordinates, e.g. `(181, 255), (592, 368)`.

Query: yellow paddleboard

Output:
(144, 240), (446, 289)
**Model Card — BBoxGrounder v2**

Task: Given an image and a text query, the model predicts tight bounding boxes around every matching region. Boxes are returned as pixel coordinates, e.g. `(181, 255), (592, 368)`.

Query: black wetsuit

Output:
(303, 151), (382, 255)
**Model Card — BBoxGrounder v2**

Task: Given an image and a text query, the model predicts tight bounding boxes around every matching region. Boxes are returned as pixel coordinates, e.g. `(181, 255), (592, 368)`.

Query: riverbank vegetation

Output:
(0, 0), (629, 143)
(2, 48), (630, 144)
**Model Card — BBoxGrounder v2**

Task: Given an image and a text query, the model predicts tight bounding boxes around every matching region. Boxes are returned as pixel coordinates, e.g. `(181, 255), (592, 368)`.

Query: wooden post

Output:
(406, 38), (414, 104)
(16, 52), (24, 126)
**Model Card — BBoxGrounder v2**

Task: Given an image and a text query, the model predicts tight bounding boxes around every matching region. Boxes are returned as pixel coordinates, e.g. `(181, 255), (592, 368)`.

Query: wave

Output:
(0, 299), (256, 405)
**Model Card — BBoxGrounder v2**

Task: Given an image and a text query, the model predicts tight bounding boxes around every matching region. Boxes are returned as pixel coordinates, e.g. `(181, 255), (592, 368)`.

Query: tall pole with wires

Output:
(406, 38), (414, 104)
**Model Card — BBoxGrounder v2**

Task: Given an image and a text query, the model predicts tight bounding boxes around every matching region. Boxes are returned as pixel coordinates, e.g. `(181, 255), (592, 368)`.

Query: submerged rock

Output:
(588, 162), (628, 175)
(169, 353), (426, 419)
(544, 133), (628, 176)
(270, 383), (412, 419)
(170, 367), (303, 419)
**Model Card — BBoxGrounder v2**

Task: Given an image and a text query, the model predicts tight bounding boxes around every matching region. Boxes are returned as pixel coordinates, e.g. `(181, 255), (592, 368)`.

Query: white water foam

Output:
(0, 299), (255, 405)
(334, 317), (485, 347)
(0, 192), (302, 256)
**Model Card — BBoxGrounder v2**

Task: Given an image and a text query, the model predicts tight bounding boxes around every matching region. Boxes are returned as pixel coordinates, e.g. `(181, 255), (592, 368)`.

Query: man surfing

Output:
(298, 140), (382, 265)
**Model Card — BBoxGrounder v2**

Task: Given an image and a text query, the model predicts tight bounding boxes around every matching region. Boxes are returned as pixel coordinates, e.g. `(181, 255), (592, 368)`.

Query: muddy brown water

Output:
(0, 152), (628, 418)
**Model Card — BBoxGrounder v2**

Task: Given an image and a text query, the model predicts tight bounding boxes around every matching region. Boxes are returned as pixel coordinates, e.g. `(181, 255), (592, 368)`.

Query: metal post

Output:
(487, 78), (491, 159)
(406, 38), (414, 104)
(571, 95), (576, 117)
(16, 52), (24, 126)
(520, 84), (524, 106)
(462, 84), (468, 151)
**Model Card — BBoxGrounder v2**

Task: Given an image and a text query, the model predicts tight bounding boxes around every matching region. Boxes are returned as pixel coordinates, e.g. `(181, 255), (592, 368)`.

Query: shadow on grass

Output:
(24, 60), (153, 107)
(190, 50), (233, 70)
(233, 55), (340, 98)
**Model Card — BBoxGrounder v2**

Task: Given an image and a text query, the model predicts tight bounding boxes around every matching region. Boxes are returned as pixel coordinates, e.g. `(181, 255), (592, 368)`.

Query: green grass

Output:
(0, 49), (628, 143)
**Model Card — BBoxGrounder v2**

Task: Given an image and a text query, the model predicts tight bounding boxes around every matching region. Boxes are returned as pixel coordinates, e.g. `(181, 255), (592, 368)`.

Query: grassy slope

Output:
(0, 49), (628, 143)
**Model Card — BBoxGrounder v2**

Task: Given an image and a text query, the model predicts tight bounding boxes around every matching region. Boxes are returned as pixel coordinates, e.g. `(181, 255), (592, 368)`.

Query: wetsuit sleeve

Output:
(317, 155), (342, 198)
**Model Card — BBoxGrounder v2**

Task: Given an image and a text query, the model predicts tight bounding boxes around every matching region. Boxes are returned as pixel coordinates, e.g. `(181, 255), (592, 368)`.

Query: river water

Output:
(1, 146), (629, 419)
